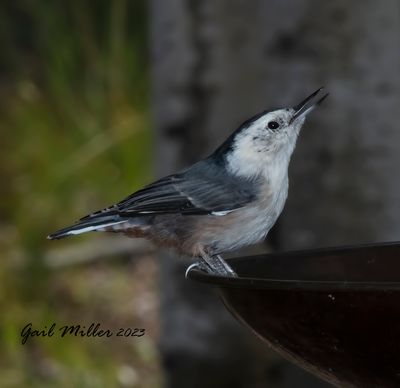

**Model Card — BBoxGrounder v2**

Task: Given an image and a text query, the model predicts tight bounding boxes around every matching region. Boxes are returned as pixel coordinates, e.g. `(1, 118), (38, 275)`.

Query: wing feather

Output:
(81, 159), (259, 219)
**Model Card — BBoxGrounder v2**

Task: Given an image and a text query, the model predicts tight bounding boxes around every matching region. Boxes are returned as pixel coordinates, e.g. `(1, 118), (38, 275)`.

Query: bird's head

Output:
(217, 88), (328, 177)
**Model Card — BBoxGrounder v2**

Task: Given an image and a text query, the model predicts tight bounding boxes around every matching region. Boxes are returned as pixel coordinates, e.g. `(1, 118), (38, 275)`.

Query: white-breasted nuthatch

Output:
(48, 88), (328, 277)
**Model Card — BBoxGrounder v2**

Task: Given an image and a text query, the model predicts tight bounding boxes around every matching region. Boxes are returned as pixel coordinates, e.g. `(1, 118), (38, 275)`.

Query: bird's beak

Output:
(291, 87), (329, 123)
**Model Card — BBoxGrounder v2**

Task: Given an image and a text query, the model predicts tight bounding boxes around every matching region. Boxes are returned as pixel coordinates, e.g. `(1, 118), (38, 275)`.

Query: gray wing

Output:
(82, 160), (258, 218)
(49, 160), (260, 240)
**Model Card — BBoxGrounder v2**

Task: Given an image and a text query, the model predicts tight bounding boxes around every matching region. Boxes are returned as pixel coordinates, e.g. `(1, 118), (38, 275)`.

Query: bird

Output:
(48, 87), (328, 278)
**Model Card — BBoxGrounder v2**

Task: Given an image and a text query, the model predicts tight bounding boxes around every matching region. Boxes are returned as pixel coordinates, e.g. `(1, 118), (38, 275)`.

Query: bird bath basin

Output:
(187, 242), (400, 387)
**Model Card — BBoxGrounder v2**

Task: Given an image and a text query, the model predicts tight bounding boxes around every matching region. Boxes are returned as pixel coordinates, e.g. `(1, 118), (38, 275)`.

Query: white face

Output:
(245, 108), (304, 151)
(226, 108), (306, 177)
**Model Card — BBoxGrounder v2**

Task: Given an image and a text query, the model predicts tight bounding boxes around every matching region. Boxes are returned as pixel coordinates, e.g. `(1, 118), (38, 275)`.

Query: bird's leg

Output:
(199, 250), (237, 278)
(198, 256), (214, 272)
(214, 254), (237, 277)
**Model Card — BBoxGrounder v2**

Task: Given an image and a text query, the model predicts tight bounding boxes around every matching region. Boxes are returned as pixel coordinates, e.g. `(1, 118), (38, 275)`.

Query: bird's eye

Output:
(267, 121), (279, 130)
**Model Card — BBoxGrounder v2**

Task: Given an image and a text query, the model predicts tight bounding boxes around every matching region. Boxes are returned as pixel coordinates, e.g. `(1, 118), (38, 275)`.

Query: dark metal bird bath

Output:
(187, 242), (400, 387)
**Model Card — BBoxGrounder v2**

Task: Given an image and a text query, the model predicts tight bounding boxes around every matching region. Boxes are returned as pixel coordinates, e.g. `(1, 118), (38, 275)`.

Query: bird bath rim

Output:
(187, 241), (400, 291)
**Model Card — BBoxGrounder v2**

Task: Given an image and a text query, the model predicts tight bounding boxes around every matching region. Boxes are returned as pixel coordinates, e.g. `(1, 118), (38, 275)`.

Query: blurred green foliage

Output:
(0, 1), (160, 387)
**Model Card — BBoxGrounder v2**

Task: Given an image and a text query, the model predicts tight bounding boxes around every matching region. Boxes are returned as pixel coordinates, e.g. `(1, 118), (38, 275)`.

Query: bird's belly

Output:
(203, 207), (279, 253)
(186, 188), (288, 254)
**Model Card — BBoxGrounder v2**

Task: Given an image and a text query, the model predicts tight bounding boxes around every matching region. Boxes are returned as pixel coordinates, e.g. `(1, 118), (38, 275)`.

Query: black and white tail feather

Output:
(47, 215), (127, 239)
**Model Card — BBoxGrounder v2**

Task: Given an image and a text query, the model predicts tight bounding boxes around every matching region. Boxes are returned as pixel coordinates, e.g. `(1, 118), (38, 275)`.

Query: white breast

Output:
(204, 173), (289, 254)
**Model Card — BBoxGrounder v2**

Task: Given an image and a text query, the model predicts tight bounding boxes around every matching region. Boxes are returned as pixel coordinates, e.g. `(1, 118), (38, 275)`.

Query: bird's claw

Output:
(185, 262), (207, 279)
(185, 255), (237, 279)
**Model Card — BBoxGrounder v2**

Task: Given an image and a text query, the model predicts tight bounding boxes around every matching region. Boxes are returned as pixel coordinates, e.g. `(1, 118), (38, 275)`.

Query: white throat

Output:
(226, 132), (298, 183)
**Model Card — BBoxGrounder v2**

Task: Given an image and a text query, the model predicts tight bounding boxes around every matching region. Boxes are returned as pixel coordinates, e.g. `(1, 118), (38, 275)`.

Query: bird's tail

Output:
(47, 214), (128, 240)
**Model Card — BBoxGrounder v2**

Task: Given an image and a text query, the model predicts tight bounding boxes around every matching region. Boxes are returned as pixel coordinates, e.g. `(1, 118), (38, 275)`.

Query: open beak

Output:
(291, 87), (329, 123)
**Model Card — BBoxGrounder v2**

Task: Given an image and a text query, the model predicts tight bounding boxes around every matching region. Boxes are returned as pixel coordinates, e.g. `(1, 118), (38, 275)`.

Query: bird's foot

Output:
(185, 261), (210, 279)
(213, 254), (237, 277)
(196, 253), (237, 278)
(185, 253), (237, 279)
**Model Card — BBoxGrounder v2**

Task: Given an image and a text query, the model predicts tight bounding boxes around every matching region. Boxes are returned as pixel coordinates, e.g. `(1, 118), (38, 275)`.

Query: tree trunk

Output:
(150, 0), (400, 387)
(150, 2), (279, 386)
(277, 0), (400, 251)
